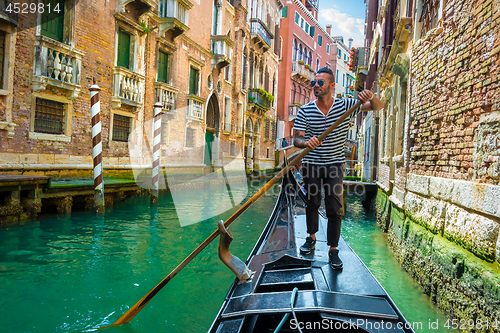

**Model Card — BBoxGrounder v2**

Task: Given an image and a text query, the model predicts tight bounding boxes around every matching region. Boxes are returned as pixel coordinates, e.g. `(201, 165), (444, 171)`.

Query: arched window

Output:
(292, 39), (297, 61)
(298, 44), (303, 61)
(308, 51), (312, 65)
(297, 86), (302, 104)
(291, 83), (296, 104)
(316, 58), (320, 72)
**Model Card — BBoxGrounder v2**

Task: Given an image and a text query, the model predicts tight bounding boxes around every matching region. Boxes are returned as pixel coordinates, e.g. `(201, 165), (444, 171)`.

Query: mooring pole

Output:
(151, 98), (162, 204)
(90, 78), (104, 214)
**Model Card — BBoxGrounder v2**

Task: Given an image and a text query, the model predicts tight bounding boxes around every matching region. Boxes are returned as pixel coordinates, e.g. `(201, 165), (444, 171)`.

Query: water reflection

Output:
(0, 184), (453, 333)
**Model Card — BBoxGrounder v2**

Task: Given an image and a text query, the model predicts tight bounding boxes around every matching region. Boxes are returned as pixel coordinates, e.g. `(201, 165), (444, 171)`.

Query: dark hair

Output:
(316, 67), (334, 82)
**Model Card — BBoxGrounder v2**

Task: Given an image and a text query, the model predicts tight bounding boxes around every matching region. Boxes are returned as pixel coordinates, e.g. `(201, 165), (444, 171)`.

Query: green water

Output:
(0, 181), (452, 332)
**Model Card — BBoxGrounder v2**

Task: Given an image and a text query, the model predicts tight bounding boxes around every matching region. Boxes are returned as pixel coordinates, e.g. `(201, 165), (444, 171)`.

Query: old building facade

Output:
(0, 0), (281, 185)
(275, 0), (333, 148)
(358, 0), (500, 324)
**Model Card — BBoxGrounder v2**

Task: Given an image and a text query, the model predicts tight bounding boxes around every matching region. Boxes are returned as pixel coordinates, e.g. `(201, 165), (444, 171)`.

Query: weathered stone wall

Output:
(378, 190), (500, 332)
(409, 0), (500, 182)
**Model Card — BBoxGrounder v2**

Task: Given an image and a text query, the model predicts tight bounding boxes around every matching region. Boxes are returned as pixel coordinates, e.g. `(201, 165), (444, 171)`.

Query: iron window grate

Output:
(113, 114), (131, 142)
(34, 98), (65, 134)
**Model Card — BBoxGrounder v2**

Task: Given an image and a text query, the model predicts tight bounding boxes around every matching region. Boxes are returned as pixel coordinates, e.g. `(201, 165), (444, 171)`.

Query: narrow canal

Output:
(0, 180), (453, 332)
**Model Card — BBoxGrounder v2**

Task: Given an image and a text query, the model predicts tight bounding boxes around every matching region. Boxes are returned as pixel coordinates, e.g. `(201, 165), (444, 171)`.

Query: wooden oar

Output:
(101, 100), (363, 329)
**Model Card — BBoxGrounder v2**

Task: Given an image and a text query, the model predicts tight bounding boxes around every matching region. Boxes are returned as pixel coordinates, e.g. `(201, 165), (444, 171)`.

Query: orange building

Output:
(276, 0), (334, 148)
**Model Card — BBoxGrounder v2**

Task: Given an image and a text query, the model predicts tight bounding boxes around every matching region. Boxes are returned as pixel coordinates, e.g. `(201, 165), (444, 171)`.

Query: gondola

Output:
(208, 169), (415, 333)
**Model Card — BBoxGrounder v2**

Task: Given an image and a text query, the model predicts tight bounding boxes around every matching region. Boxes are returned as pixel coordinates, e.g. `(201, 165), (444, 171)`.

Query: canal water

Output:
(0, 180), (453, 332)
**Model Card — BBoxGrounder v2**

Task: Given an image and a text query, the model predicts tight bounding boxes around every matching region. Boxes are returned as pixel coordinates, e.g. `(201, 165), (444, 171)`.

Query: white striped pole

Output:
(90, 78), (104, 213)
(151, 97), (162, 204)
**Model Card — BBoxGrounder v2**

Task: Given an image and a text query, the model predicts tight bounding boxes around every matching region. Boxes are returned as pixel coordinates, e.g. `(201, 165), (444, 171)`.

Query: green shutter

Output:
(282, 6), (287, 18)
(309, 26), (315, 37)
(157, 51), (169, 83)
(189, 67), (198, 95)
(295, 12), (299, 23)
(117, 30), (131, 69)
(41, 0), (64, 42)
(318, 35), (322, 46)
(213, 5), (219, 35)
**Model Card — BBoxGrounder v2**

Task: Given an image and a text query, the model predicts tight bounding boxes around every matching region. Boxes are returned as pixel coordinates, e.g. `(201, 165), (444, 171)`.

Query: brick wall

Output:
(409, 0), (500, 183)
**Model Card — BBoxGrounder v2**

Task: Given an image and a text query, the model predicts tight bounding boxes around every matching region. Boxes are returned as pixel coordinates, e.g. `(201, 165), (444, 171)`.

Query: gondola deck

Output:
(209, 173), (414, 332)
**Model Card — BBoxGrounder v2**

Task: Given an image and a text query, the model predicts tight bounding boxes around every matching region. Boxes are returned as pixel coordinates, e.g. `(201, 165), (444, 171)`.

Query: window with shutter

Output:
(157, 51), (169, 83)
(309, 26), (315, 37)
(117, 30), (131, 69)
(318, 35), (322, 46)
(282, 6), (287, 17)
(189, 67), (199, 95)
(295, 12), (299, 23)
(41, 0), (65, 42)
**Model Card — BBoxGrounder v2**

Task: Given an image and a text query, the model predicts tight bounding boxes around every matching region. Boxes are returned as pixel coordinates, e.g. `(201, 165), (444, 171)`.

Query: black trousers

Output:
(302, 163), (343, 247)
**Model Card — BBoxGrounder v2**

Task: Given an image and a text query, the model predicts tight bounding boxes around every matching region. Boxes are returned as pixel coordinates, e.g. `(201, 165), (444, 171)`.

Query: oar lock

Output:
(218, 220), (253, 281)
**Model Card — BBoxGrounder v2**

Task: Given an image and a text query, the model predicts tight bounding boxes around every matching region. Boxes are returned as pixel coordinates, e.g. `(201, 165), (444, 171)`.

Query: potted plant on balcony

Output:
(298, 60), (304, 65)
(305, 64), (310, 69)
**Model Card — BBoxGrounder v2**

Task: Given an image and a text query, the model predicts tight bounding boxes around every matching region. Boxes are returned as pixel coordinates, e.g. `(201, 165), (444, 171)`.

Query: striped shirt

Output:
(293, 98), (361, 165)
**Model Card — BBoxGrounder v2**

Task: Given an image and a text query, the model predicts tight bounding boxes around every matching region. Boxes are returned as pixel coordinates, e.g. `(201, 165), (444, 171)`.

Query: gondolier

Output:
(293, 67), (383, 269)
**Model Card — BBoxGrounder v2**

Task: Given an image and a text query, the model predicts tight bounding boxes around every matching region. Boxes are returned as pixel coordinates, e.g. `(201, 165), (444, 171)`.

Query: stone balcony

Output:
(211, 34), (234, 70)
(291, 61), (315, 83)
(186, 94), (205, 121)
(32, 36), (84, 99)
(112, 66), (145, 111)
(248, 89), (270, 111)
(0, 0), (18, 25)
(154, 82), (178, 112)
(250, 18), (273, 51)
(158, 0), (193, 39)
(288, 104), (300, 122)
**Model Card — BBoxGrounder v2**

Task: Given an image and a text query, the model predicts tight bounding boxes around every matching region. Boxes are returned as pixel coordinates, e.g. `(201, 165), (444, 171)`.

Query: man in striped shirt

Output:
(293, 67), (383, 270)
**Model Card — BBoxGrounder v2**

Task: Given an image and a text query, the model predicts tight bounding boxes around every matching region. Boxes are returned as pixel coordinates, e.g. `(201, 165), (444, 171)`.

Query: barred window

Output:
(271, 121), (276, 141)
(420, 0), (439, 37)
(265, 119), (270, 139)
(230, 142), (236, 156)
(34, 98), (64, 134)
(112, 114), (131, 142)
(161, 119), (169, 144)
(186, 127), (195, 148)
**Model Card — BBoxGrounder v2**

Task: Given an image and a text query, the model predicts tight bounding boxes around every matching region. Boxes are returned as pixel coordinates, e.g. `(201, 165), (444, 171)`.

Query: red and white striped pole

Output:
(151, 98), (162, 204)
(90, 78), (104, 213)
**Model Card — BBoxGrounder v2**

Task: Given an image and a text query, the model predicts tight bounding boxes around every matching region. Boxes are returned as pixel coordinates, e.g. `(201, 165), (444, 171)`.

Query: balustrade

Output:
(291, 61), (315, 82)
(250, 18), (273, 49)
(32, 36), (83, 99)
(154, 82), (178, 112)
(187, 95), (204, 119)
(112, 67), (145, 110)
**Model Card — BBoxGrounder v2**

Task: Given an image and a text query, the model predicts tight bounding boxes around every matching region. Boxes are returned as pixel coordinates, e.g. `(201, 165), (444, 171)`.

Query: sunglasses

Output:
(310, 80), (326, 87)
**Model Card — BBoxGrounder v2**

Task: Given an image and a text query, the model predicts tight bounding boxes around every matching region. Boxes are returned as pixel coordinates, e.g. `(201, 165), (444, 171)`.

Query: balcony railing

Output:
(154, 82), (178, 112)
(0, 0), (18, 23)
(32, 36), (84, 99)
(291, 61), (315, 82)
(358, 47), (369, 69)
(211, 34), (234, 69)
(186, 95), (204, 120)
(248, 89), (270, 110)
(288, 104), (301, 122)
(250, 18), (273, 50)
(235, 125), (244, 135)
(222, 123), (233, 133)
(112, 66), (145, 110)
(158, 0), (193, 38)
